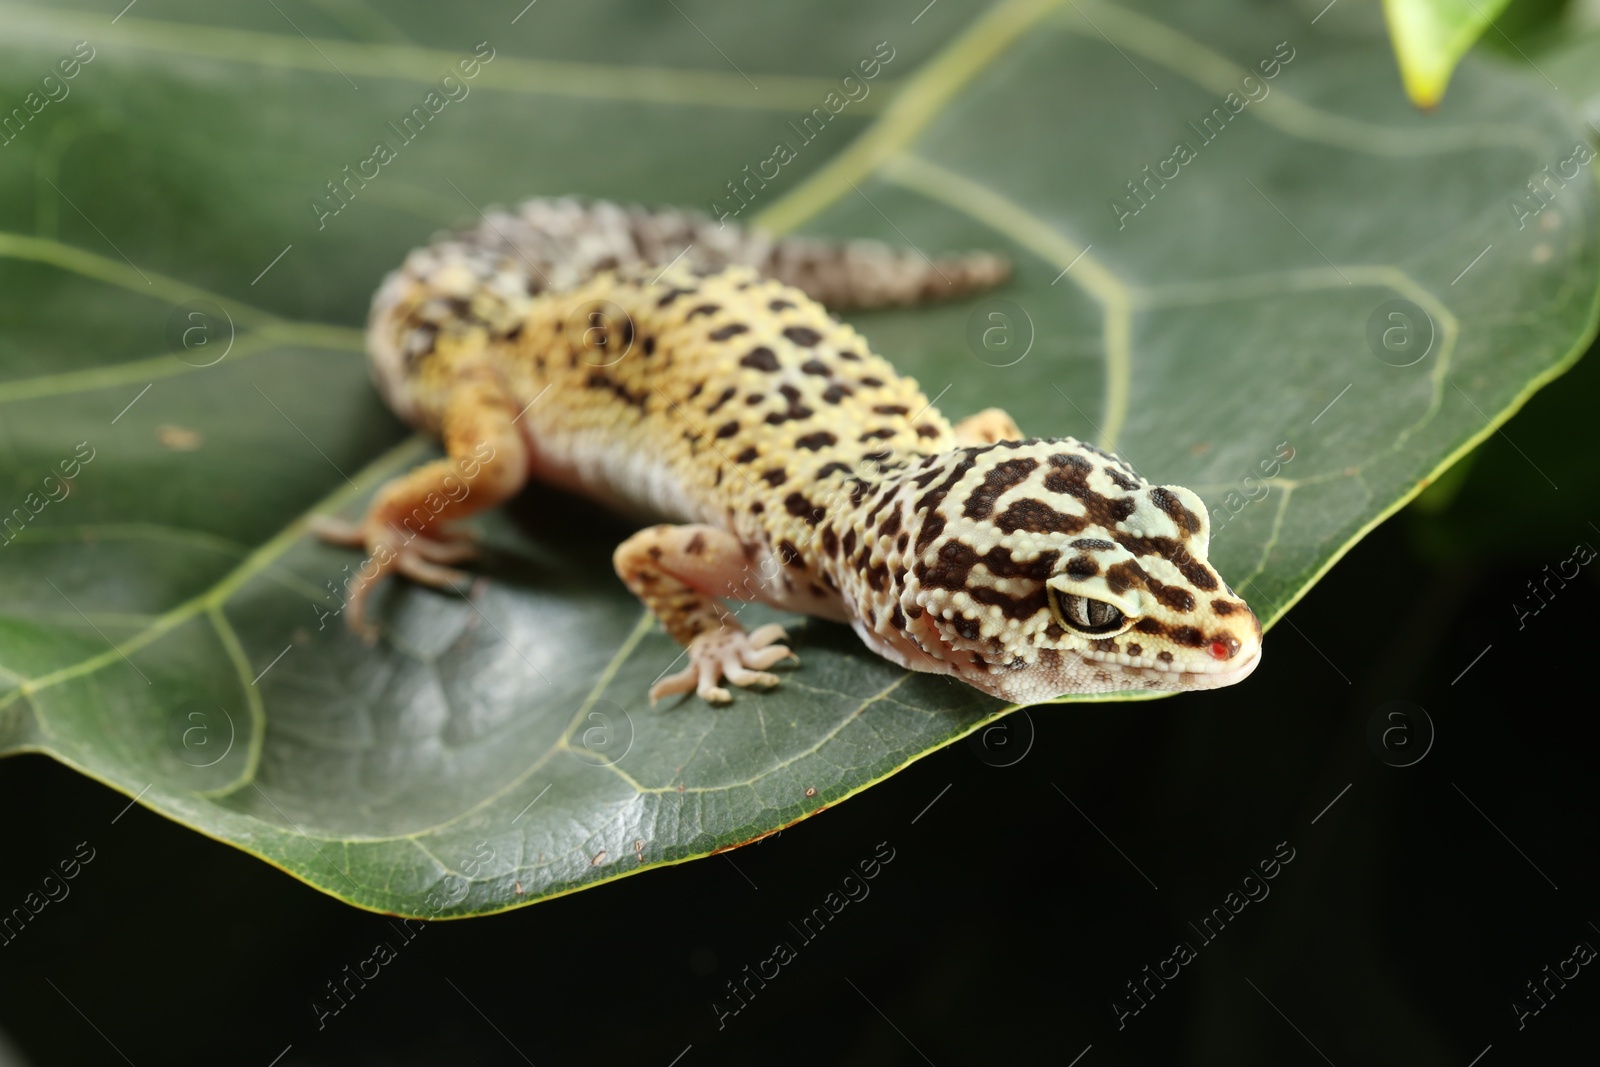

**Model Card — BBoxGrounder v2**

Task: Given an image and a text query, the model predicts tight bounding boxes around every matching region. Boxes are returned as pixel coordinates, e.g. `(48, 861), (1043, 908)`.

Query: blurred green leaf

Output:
(0, 0), (1595, 915)
(1543, 25), (1600, 125)
(1382, 0), (1515, 107)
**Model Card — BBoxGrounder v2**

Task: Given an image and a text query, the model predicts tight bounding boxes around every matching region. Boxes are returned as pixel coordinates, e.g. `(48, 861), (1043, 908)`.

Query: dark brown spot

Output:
(735, 446), (759, 463)
(968, 583), (1050, 620)
(865, 563), (890, 592)
(953, 616), (982, 641)
(890, 605), (906, 630)
(762, 468), (787, 487)
(705, 386), (737, 414)
(642, 336), (657, 356)
(745, 393), (765, 405)
(860, 376), (884, 387)
(740, 346), (780, 372)
(1065, 555), (1099, 579)
(817, 462), (851, 478)
(710, 324), (749, 341)
(873, 404), (910, 417)
(1211, 599), (1237, 616)
(686, 303), (720, 319)
(715, 421), (740, 439)
(1127, 643), (1143, 657)
(657, 287), (694, 307)
(864, 487), (895, 525)
(1158, 651), (1173, 663)
(916, 423), (941, 439)
(842, 530), (857, 557)
(917, 541), (979, 590)
(1150, 487), (1202, 535)
(783, 326), (822, 346)
(778, 540), (801, 566)
(769, 299), (795, 312)
(961, 458), (1039, 520)
(821, 382), (854, 404)
(994, 498), (1086, 535)
(784, 492), (823, 525)
(822, 528), (839, 556)
(1178, 560), (1219, 591)
(685, 533), (706, 556)
(766, 405), (814, 425)
(801, 360), (830, 376)
(1104, 466), (1140, 491)
(1147, 580), (1196, 613)
(910, 452), (980, 552)
(1105, 560), (1148, 596)
(795, 431), (838, 451)
(839, 349), (862, 362)
(1135, 618), (1204, 647)
(1071, 538), (1116, 550)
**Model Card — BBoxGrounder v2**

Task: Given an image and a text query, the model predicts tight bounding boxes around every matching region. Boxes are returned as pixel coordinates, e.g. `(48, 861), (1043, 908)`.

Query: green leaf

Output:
(1543, 24), (1600, 126)
(1382, 0), (1516, 108)
(1, 0), (1595, 917)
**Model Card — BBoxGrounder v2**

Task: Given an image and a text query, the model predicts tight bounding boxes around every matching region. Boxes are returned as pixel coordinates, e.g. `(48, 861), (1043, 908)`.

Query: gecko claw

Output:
(650, 625), (797, 705)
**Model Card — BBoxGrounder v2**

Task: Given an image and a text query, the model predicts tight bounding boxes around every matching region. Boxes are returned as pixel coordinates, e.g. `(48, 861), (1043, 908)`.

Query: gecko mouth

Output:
(1087, 641), (1262, 692)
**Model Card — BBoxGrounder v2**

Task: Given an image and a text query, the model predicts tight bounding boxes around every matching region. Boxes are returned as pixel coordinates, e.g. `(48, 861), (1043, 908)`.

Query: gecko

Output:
(312, 197), (1262, 705)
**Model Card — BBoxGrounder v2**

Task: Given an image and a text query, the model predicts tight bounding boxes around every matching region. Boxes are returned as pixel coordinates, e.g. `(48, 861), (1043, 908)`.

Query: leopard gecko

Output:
(313, 197), (1262, 704)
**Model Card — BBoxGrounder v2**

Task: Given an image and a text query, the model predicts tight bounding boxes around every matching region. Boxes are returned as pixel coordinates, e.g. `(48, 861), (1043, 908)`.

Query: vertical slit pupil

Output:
(1050, 588), (1126, 634)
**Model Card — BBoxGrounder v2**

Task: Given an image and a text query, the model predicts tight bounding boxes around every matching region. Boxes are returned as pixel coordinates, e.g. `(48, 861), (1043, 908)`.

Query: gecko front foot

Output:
(651, 623), (796, 705)
(310, 515), (479, 638)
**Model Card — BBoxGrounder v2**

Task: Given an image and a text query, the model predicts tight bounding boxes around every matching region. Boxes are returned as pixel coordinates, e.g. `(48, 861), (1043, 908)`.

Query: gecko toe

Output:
(742, 644), (795, 671)
(309, 515), (366, 547)
(394, 552), (469, 589)
(409, 537), (479, 565)
(746, 623), (788, 649)
(650, 667), (698, 705)
(723, 664), (781, 689)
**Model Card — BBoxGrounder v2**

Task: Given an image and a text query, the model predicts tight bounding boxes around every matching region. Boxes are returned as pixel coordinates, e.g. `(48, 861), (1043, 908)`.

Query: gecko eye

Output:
(1049, 587), (1129, 635)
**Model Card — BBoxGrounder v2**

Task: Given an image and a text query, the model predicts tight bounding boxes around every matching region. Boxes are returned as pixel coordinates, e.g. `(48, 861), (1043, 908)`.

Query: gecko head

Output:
(888, 440), (1262, 703)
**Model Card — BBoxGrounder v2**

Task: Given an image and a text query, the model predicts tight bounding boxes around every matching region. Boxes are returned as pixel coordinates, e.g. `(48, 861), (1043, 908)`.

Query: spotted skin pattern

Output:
(316, 198), (1262, 704)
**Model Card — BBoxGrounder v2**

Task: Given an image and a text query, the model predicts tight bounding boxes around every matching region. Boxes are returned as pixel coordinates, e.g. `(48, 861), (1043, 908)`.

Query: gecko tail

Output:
(756, 233), (1011, 310)
(433, 196), (1010, 310)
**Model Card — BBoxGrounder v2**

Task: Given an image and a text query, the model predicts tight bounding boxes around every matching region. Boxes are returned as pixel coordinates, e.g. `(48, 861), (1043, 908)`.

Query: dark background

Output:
(0, 326), (1595, 1066)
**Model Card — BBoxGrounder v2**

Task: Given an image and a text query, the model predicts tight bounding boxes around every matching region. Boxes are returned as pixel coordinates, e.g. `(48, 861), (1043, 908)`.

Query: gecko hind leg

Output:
(613, 524), (796, 704)
(954, 407), (1023, 446)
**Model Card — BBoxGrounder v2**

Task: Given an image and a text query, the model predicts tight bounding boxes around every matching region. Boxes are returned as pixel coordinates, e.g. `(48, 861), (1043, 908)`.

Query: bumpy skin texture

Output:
(318, 197), (1262, 704)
